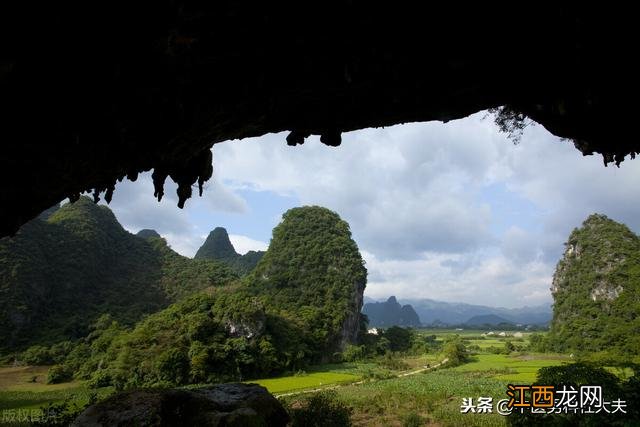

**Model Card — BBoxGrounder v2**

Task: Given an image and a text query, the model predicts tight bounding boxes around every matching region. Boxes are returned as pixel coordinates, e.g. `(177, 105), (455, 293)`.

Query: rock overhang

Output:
(1, 3), (637, 237)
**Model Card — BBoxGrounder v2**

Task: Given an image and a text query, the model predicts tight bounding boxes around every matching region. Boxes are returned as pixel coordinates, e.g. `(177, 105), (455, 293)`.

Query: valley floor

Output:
(0, 330), (628, 426)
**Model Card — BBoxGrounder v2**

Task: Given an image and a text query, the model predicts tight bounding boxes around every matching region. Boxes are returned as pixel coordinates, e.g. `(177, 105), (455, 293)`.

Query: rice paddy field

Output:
(249, 371), (360, 394)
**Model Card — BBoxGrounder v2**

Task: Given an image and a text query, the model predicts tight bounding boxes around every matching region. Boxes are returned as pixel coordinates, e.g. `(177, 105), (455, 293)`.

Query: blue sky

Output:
(102, 112), (640, 308)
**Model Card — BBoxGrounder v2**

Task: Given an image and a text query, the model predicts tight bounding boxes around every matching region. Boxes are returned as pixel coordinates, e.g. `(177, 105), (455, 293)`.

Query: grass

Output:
(454, 354), (568, 383)
(0, 366), (85, 394)
(329, 370), (509, 426)
(0, 365), (114, 422)
(320, 352), (568, 426)
(248, 371), (360, 394)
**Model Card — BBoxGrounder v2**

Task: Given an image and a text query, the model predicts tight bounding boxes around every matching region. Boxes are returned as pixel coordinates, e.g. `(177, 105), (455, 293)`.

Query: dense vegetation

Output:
(0, 197), (237, 353)
(194, 227), (264, 275)
(247, 206), (367, 357)
(548, 214), (640, 358)
(7, 203), (640, 425)
(508, 363), (640, 426)
(3, 205), (368, 392)
(362, 296), (421, 327)
(56, 291), (291, 389)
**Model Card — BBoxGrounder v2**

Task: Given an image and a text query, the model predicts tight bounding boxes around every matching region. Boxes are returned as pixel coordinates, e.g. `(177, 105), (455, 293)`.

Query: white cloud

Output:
(212, 112), (640, 306)
(229, 234), (269, 254)
(90, 110), (640, 307)
(501, 226), (539, 264)
(215, 117), (504, 259)
(361, 249), (553, 308)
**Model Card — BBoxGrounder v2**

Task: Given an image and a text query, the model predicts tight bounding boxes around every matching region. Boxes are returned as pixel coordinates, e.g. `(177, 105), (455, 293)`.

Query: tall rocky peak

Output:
(250, 206), (367, 352)
(195, 227), (238, 260)
(362, 296), (421, 327)
(195, 227), (265, 275)
(549, 213), (640, 355)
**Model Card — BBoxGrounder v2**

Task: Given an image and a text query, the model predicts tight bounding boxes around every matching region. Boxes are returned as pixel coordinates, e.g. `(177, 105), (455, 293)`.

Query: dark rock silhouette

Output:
(195, 227), (264, 275)
(2, 5), (637, 236)
(196, 227), (240, 260)
(363, 296), (421, 327)
(71, 383), (289, 427)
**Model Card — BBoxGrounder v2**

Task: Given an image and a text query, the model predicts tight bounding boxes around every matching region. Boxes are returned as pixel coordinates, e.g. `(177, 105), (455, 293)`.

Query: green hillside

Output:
(42, 206), (368, 390)
(0, 197), (237, 353)
(248, 206), (367, 355)
(548, 214), (640, 357)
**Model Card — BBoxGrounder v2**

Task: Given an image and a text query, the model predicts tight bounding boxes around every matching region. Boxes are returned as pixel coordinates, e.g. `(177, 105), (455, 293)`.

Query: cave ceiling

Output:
(1, 3), (637, 237)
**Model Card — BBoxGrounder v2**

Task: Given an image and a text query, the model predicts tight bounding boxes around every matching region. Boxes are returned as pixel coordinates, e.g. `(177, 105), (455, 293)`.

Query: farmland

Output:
(0, 329), (605, 426)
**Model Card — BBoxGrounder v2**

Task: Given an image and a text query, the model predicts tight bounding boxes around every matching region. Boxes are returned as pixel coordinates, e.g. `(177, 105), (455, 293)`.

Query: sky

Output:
(101, 111), (640, 308)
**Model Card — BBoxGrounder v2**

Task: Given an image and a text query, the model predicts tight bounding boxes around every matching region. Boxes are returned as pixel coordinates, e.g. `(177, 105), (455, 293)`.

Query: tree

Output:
(443, 336), (467, 367)
(383, 327), (413, 353)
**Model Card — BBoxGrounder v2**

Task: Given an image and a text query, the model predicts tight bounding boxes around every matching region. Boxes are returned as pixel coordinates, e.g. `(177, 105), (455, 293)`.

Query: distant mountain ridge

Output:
(465, 314), (511, 326)
(362, 296), (421, 327)
(195, 227), (264, 275)
(363, 297), (551, 326)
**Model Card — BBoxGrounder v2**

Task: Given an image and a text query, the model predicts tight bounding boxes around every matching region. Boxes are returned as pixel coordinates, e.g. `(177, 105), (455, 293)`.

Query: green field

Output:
(249, 372), (360, 394)
(332, 370), (508, 427)
(0, 365), (113, 425)
(454, 353), (568, 383)
(281, 329), (570, 426)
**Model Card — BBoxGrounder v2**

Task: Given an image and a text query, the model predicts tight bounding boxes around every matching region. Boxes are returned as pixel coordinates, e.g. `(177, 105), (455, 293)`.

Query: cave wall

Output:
(1, 3), (637, 236)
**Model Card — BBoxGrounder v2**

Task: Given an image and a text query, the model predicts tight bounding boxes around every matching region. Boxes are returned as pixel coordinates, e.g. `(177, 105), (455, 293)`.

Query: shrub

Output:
(442, 337), (468, 367)
(384, 327), (413, 352)
(504, 341), (515, 354)
(361, 368), (395, 381)
(378, 351), (409, 370)
(487, 346), (504, 355)
(288, 391), (352, 427)
(22, 345), (53, 365)
(507, 363), (635, 426)
(48, 341), (74, 364)
(294, 369), (307, 377)
(47, 365), (72, 384)
(87, 370), (112, 388)
(403, 412), (424, 427)
(341, 344), (365, 362)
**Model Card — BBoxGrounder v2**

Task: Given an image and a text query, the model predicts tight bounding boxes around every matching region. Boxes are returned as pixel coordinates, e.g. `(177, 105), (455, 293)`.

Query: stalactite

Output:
(286, 130), (310, 146)
(152, 168), (168, 202)
(320, 129), (342, 147)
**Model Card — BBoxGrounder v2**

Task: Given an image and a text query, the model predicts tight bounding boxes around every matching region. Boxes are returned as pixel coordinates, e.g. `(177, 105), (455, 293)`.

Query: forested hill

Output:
(548, 214), (640, 356)
(37, 206), (368, 389)
(195, 227), (264, 275)
(248, 206), (368, 353)
(362, 296), (421, 327)
(0, 197), (237, 352)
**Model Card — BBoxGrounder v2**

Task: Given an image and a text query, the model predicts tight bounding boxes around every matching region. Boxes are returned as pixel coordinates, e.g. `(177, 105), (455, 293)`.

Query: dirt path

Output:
(275, 358), (449, 398)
